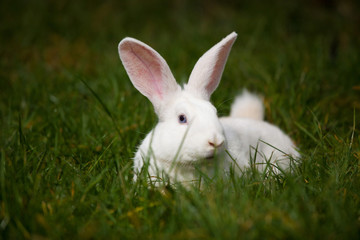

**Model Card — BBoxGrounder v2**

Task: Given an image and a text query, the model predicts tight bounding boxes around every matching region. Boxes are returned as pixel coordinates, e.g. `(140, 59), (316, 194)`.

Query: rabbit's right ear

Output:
(119, 38), (180, 114)
(185, 32), (237, 101)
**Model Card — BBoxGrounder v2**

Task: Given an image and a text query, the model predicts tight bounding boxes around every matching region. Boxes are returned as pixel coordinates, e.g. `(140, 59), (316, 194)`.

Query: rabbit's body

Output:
(118, 32), (300, 185)
(132, 91), (299, 184)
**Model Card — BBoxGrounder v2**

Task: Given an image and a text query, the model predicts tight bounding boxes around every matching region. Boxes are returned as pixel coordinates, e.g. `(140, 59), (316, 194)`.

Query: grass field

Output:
(1, 0), (360, 239)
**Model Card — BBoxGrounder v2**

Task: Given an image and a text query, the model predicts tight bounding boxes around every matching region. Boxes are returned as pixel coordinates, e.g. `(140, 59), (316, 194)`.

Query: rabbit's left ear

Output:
(186, 32), (237, 100)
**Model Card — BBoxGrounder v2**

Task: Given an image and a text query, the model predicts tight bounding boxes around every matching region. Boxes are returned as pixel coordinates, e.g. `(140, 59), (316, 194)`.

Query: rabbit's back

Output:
(220, 117), (300, 172)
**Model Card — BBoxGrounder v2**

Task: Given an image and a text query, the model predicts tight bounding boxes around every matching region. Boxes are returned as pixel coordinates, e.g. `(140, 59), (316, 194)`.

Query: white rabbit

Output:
(118, 32), (300, 185)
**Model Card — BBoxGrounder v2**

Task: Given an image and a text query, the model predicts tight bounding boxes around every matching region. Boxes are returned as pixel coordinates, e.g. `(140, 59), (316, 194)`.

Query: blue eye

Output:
(178, 114), (187, 124)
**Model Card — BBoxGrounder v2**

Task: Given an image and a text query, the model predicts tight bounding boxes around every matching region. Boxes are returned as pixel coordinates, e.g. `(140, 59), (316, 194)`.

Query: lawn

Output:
(1, 0), (359, 239)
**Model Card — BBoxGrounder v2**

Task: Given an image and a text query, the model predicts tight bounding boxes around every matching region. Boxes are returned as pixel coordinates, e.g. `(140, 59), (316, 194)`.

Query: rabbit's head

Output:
(119, 32), (237, 163)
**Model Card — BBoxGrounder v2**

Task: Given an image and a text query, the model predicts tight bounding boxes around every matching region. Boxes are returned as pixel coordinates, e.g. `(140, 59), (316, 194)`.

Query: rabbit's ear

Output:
(119, 37), (180, 114)
(186, 32), (237, 100)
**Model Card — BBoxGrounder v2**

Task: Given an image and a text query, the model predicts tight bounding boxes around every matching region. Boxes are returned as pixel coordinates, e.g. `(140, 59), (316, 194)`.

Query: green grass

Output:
(1, 0), (360, 239)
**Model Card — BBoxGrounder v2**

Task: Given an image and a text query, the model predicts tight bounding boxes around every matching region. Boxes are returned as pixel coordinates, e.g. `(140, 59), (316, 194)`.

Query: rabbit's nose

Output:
(208, 138), (224, 149)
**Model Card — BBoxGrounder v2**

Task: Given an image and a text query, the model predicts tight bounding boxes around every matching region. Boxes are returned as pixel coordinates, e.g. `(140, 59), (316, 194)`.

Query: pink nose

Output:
(208, 139), (224, 148)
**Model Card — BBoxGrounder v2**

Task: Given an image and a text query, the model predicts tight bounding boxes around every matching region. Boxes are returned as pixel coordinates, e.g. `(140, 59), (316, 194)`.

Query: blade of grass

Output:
(78, 75), (126, 146)
(294, 121), (320, 145)
(81, 167), (109, 202)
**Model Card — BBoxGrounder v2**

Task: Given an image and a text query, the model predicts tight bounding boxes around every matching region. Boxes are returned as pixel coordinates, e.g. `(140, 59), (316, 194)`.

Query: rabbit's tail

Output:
(229, 90), (264, 121)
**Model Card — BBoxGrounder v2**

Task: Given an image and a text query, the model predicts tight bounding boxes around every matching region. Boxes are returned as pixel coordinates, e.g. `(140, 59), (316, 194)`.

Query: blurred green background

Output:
(1, 0), (359, 123)
(1, 0), (359, 239)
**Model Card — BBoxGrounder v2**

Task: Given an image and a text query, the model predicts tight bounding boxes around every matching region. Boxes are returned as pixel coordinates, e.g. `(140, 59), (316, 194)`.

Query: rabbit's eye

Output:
(178, 114), (187, 124)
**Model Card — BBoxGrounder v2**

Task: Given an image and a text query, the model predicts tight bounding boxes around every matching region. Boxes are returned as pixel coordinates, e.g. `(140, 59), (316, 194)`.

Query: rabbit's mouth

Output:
(205, 154), (214, 160)
(204, 150), (216, 160)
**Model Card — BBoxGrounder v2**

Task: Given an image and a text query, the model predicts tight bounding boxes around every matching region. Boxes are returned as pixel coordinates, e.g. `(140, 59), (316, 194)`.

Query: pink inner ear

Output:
(122, 42), (163, 99)
(205, 47), (228, 94)
(187, 32), (237, 100)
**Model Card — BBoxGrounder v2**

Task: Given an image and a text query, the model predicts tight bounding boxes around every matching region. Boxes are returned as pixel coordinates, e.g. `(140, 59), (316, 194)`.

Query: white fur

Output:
(118, 32), (300, 185)
(230, 90), (264, 121)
